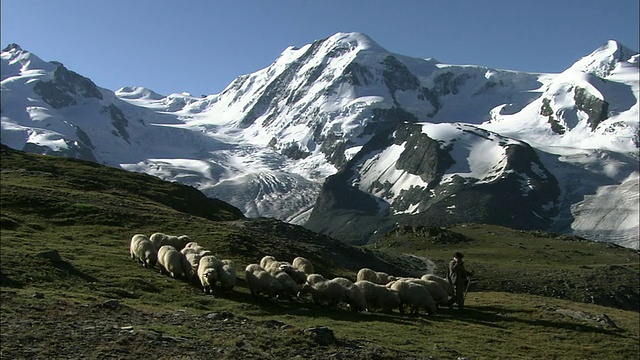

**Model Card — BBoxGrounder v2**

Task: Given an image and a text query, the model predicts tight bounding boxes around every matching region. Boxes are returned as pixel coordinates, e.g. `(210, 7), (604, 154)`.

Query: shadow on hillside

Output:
(154, 274), (631, 334)
(220, 283), (417, 326)
(439, 305), (625, 337)
(53, 261), (101, 283)
(36, 250), (101, 283)
(0, 271), (23, 288)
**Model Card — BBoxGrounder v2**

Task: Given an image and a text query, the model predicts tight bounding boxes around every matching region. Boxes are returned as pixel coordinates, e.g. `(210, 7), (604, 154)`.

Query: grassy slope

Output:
(373, 225), (639, 311)
(1, 146), (638, 359)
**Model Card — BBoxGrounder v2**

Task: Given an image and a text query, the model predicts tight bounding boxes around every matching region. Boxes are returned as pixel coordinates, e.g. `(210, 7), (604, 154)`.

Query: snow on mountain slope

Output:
(478, 40), (639, 247)
(116, 86), (165, 101)
(568, 40), (639, 78)
(1, 44), (318, 223)
(483, 40), (638, 150)
(571, 172), (638, 249)
(1, 35), (638, 248)
(305, 121), (561, 244)
(171, 32), (548, 169)
(351, 122), (527, 214)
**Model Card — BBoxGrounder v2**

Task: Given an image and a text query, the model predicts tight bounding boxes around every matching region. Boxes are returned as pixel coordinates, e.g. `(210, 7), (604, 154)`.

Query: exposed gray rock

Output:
(574, 87), (609, 131)
(303, 326), (337, 346)
(101, 104), (130, 143)
(101, 299), (121, 309)
(394, 123), (454, 186)
(306, 123), (560, 244)
(33, 64), (102, 109)
(555, 308), (619, 328)
(206, 311), (235, 320)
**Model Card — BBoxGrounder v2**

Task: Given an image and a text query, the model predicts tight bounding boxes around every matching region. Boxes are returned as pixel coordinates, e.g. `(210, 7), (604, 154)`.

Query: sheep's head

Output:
(298, 283), (314, 297)
(204, 268), (217, 282)
(426, 303), (437, 315)
(306, 274), (326, 285)
(147, 252), (158, 268)
(267, 277), (284, 297)
(347, 302), (366, 313)
(347, 288), (367, 312)
(222, 259), (235, 267)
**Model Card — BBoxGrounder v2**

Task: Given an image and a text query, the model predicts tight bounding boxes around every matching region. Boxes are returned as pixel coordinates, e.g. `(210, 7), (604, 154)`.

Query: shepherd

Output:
(447, 251), (471, 310)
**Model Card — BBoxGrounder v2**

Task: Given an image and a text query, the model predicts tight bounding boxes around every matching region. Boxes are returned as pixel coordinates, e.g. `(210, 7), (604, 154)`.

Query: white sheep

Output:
(262, 258), (284, 273)
(221, 259), (234, 267)
(298, 273), (326, 298)
(388, 277), (447, 305)
(185, 253), (201, 278)
(245, 264), (283, 298)
(150, 232), (188, 250)
(410, 278), (449, 306)
(150, 232), (170, 249)
(331, 277), (367, 312)
(306, 277), (366, 312)
(129, 234), (158, 268)
(389, 279), (437, 315)
(278, 263), (307, 285)
(307, 277), (348, 307)
(356, 267), (397, 285)
(181, 247), (203, 277)
(259, 255), (278, 270)
(198, 255), (222, 293)
(198, 255), (222, 278)
(292, 256), (315, 275)
(264, 260), (288, 273)
(259, 256), (306, 285)
(157, 245), (191, 279)
(355, 280), (401, 313)
(421, 273), (455, 298)
(165, 235), (188, 250)
(270, 269), (299, 299)
(306, 273), (327, 285)
(217, 259), (237, 292)
(183, 242), (205, 253)
(245, 263), (263, 274)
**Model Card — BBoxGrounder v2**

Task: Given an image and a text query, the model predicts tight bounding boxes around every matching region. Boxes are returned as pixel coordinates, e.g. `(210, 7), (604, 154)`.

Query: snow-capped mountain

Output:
(1, 33), (638, 248)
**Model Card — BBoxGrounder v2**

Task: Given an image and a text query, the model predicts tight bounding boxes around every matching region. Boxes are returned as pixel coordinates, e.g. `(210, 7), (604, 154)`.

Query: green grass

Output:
(373, 224), (639, 311)
(1, 145), (639, 359)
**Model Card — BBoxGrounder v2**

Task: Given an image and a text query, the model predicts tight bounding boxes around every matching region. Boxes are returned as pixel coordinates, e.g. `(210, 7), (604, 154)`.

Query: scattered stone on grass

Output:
(303, 326), (336, 346)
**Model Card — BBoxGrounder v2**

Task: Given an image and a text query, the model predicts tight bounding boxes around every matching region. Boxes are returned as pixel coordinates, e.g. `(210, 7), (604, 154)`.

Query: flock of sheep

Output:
(130, 233), (455, 316)
(130, 233), (237, 293)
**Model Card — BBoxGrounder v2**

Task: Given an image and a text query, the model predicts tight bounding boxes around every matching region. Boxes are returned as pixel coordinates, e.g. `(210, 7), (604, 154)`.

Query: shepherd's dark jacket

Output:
(448, 259), (468, 285)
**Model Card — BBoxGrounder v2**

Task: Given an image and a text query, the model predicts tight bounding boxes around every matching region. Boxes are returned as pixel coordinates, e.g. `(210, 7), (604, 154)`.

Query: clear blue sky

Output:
(2, 0), (638, 96)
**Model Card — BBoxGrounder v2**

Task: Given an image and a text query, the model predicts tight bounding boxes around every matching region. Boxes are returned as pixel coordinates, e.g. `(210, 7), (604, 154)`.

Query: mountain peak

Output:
(2, 43), (23, 53)
(1, 43), (56, 80)
(323, 32), (387, 53)
(1, 43), (29, 62)
(567, 40), (639, 77)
